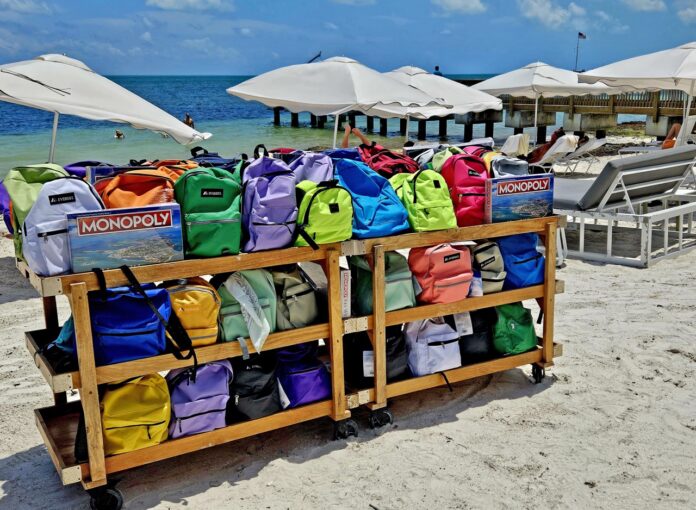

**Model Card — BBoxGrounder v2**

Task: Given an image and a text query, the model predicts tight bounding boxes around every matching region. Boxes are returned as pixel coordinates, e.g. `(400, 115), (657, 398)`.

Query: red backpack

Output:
(463, 145), (490, 159)
(357, 143), (419, 178)
(440, 154), (488, 227)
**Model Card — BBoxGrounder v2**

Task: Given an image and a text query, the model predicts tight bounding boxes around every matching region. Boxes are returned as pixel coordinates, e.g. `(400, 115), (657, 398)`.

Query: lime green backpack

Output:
(350, 251), (416, 315)
(2, 164), (69, 259)
(493, 303), (537, 355)
(390, 170), (457, 232)
(295, 180), (353, 248)
(174, 167), (242, 258)
(431, 146), (463, 173)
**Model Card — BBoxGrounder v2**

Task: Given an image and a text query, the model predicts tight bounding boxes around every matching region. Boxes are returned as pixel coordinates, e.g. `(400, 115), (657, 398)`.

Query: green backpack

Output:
(215, 269), (277, 342)
(431, 146), (463, 173)
(272, 265), (320, 331)
(2, 164), (69, 259)
(350, 251), (416, 316)
(493, 303), (537, 355)
(295, 180), (353, 248)
(174, 167), (242, 258)
(390, 170), (457, 232)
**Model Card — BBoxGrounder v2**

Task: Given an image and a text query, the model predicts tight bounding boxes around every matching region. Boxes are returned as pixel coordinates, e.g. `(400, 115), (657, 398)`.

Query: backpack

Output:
(174, 167), (242, 257)
(472, 242), (506, 294)
(241, 157), (298, 252)
(389, 169), (457, 232)
(163, 277), (221, 347)
(490, 156), (529, 177)
(343, 325), (410, 388)
(493, 303), (537, 355)
(271, 266), (320, 331)
(294, 180), (353, 248)
(404, 316), (461, 376)
(335, 159), (410, 239)
(101, 374), (170, 456)
(190, 146), (244, 173)
(357, 143), (419, 178)
(63, 161), (113, 179)
(288, 152), (334, 183)
(228, 352), (282, 422)
(21, 177), (103, 276)
(167, 361), (233, 439)
(431, 146), (463, 173)
(455, 309), (497, 363)
(215, 269), (277, 342)
(408, 243), (473, 304)
(497, 233), (545, 290)
(276, 342), (331, 408)
(323, 147), (362, 161)
(349, 251), (416, 316)
(462, 145), (491, 159)
(3, 164), (69, 259)
(440, 154), (488, 227)
(99, 168), (180, 209)
(0, 182), (11, 233)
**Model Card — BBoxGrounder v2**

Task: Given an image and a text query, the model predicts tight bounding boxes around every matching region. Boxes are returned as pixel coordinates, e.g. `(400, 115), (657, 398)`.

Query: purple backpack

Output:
(276, 343), (331, 408)
(166, 360), (233, 439)
(289, 152), (334, 184)
(0, 182), (11, 234)
(242, 157), (298, 252)
(64, 161), (113, 179)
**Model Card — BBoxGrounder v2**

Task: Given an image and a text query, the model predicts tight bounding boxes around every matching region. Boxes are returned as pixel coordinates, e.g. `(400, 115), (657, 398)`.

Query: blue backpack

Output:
(323, 148), (362, 161)
(335, 159), (410, 239)
(190, 146), (245, 172)
(497, 233), (545, 290)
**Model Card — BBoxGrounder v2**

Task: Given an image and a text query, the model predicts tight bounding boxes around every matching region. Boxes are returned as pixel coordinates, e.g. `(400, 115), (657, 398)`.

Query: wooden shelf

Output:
(36, 399), (333, 486)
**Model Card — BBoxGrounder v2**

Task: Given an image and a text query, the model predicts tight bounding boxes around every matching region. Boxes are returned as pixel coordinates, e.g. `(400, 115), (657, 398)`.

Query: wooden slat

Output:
(369, 245), (387, 410)
(25, 330), (76, 392)
(34, 408), (83, 485)
(326, 250), (349, 421)
(541, 222), (557, 366)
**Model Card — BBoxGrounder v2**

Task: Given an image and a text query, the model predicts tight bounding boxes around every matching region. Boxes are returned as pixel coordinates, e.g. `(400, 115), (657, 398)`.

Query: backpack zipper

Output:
(513, 253), (543, 264)
(105, 420), (166, 439)
(174, 408), (227, 433)
(434, 276), (472, 288)
(301, 184), (351, 227)
(38, 228), (68, 241)
(97, 328), (158, 337)
(427, 338), (459, 348)
(283, 287), (314, 301)
(287, 365), (321, 375)
(186, 218), (240, 225)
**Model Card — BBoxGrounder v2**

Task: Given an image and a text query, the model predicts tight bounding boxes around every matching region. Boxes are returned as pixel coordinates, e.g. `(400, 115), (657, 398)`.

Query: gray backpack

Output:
(473, 242), (506, 294)
(272, 266), (319, 331)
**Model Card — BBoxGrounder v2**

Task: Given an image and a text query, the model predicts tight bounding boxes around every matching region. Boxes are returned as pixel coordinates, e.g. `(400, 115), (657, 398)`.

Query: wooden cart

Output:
(18, 216), (563, 509)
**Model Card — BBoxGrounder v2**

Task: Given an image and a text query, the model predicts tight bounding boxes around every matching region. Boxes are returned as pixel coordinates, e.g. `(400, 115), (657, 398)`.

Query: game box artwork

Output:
(485, 173), (554, 223)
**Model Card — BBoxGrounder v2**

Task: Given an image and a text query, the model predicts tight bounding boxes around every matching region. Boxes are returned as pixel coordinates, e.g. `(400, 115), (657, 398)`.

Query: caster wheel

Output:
(89, 487), (124, 510)
(368, 408), (394, 429)
(531, 364), (545, 384)
(333, 418), (359, 440)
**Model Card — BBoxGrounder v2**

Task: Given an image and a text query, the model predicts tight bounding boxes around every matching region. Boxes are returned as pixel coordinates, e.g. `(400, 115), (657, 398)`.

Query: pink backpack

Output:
(462, 145), (490, 159)
(408, 243), (473, 304)
(441, 154), (488, 227)
(357, 143), (419, 178)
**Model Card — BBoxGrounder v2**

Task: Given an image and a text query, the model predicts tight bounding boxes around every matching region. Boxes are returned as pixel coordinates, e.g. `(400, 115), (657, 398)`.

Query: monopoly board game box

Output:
(485, 173), (554, 223)
(67, 204), (184, 273)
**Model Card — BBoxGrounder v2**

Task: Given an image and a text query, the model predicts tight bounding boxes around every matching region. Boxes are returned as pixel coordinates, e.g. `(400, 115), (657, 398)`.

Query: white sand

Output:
(1, 160), (695, 508)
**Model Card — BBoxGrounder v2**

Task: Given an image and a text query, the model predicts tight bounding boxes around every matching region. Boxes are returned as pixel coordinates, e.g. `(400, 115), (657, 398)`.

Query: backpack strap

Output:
(190, 146), (207, 158)
(253, 144), (268, 159)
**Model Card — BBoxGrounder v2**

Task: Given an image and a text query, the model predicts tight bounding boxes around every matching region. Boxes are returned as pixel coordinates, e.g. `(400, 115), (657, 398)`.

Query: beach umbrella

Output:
(227, 56), (450, 147)
(0, 54), (211, 162)
(580, 42), (696, 145)
(473, 62), (616, 132)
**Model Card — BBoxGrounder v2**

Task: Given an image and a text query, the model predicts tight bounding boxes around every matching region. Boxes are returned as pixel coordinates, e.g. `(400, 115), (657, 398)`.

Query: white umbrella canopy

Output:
(0, 54), (211, 161)
(382, 66), (502, 119)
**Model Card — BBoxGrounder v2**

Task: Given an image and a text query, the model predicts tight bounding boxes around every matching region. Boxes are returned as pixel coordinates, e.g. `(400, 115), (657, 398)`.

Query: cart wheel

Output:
(333, 418), (359, 440)
(368, 408), (394, 429)
(89, 487), (123, 510)
(531, 364), (545, 384)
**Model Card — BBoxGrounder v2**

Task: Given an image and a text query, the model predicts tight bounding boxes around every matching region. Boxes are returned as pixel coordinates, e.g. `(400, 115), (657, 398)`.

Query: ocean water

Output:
(0, 75), (554, 178)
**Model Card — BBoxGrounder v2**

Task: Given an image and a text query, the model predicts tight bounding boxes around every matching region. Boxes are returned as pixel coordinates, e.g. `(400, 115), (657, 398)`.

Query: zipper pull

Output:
(147, 425), (152, 440)
(235, 394), (239, 406)
(177, 418), (182, 433)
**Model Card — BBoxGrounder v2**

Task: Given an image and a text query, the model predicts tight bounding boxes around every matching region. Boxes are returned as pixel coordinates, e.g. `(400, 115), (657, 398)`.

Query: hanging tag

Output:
(362, 350), (374, 377)
(277, 379), (290, 409)
(453, 312), (474, 336)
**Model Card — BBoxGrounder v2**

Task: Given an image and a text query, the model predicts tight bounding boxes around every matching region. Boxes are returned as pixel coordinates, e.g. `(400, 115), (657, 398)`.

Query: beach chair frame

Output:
(555, 138), (607, 175)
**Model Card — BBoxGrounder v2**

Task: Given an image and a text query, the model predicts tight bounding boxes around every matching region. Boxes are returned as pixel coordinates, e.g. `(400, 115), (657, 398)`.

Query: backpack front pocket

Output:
(92, 317), (165, 365)
(170, 393), (229, 438)
(220, 297), (271, 341)
(505, 252), (544, 289)
(454, 187), (486, 226)
(413, 199), (456, 232)
(481, 270), (506, 294)
(431, 274), (472, 303)
(185, 209), (241, 257)
(385, 272), (417, 311)
(425, 337), (462, 374)
(23, 218), (70, 276)
(281, 283), (318, 330)
(277, 363), (331, 408)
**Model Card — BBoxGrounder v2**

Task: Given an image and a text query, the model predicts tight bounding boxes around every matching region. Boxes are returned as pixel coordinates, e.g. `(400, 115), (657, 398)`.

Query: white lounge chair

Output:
(619, 115), (696, 156)
(555, 138), (607, 174)
(500, 133), (530, 157)
(529, 134), (579, 173)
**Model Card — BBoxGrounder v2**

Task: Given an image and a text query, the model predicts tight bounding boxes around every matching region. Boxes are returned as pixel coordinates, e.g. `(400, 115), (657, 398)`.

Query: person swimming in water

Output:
(114, 129), (125, 140)
(184, 112), (195, 129)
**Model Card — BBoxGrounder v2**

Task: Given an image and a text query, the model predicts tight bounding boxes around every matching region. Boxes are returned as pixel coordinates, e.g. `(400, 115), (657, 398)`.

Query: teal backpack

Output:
(214, 269), (277, 342)
(493, 303), (537, 355)
(350, 251), (416, 316)
(390, 169), (457, 232)
(174, 167), (242, 258)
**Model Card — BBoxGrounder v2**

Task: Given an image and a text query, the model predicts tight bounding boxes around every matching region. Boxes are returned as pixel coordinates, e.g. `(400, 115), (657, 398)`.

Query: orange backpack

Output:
(99, 168), (181, 209)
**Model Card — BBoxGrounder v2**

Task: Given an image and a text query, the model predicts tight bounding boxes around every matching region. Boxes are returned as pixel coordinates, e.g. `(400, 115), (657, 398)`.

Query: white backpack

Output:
(404, 317), (461, 376)
(22, 177), (103, 275)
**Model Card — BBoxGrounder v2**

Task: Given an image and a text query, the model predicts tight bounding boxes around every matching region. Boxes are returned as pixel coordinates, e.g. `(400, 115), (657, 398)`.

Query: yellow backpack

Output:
(482, 151), (501, 175)
(102, 374), (170, 456)
(164, 277), (221, 347)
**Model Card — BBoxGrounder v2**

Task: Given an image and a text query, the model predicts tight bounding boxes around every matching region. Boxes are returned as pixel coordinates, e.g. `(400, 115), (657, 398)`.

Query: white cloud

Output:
(431, 0), (486, 13)
(146, 0), (235, 11)
(324, 21), (339, 30)
(240, 27), (252, 36)
(680, 7), (696, 22)
(568, 2), (585, 16)
(0, 0), (51, 14)
(621, 0), (666, 11)
(518, 0), (629, 33)
(331, 0), (375, 5)
(517, 0), (569, 28)
(180, 37), (238, 59)
(141, 31), (152, 42)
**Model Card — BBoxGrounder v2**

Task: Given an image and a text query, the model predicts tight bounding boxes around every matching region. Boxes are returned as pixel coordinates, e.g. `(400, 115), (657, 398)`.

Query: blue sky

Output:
(0, 0), (694, 75)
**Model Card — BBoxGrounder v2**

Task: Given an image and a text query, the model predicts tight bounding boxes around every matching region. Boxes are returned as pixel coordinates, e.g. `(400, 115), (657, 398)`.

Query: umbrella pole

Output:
(332, 114), (340, 149)
(48, 112), (59, 163)
(678, 83), (694, 146)
(404, 115), (410, 147)
(533, 95), (539, 147)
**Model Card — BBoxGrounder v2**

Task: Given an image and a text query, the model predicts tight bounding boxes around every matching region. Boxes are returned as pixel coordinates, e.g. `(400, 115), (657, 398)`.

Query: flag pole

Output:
(574, 34), (580, 72)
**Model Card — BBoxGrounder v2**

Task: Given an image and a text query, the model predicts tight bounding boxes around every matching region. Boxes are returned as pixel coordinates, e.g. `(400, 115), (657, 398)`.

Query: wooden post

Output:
(485, 121), (494, 138)
(399, 118), (408, 136)
(609, 95), (616, 115)
(71, 282), (107, 486)
(379, 118), (388, 136)
(569, 96), (575, 116)
(541, 222), (557, 367)
(368, 245), (387, 410)
(463, 123), (473, 142)
(536, 125), (547, 145)
(326, 250), (349, 421)
(366, 116), (374, 132)
(438, 117), (448, 139)
(273, 107), (281, 126)
(310, 114), (317, 128)
(651, 91), (660, 122)
(514, 127), (524, 135)
(348, 113), (356, 129)
(290, 112), (299, 128)
(318, 115), (326, 129)
(596, 129), (606, 139)
(417, 120), (427, 140)
(42, 296), (59, 330)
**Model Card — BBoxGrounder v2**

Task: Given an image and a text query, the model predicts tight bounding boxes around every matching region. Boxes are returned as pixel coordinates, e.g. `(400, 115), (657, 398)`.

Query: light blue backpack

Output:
(334, 159), (410, 239)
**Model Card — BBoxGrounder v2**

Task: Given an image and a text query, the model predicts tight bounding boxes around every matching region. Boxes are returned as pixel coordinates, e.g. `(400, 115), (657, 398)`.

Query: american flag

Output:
(578, 32), (587, 39)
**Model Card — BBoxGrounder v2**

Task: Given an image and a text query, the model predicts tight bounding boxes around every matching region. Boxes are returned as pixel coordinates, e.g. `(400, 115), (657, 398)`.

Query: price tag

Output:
(362, 350), (374, 377)
(453, 312), (473, 336)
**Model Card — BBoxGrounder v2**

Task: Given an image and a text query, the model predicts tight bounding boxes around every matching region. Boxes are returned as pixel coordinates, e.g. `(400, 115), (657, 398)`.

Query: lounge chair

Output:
(555, 138), (607, 174)
(529, 134), (579, 173)
(618, 115), (696, 156)
(553, 145), (696, 267)
(500, 133), (530, 157)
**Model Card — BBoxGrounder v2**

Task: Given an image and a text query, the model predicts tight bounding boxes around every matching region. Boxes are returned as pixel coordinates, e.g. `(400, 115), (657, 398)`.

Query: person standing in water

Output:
(433, 65), (443, 76)
(184, 112), (195, 129)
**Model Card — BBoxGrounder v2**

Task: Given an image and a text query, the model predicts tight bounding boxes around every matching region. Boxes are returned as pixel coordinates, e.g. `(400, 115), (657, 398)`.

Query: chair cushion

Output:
(553, 178), (594, 211)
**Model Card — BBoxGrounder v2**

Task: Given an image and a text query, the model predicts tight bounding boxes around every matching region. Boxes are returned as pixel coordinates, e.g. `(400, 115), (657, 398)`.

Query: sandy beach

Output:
(1, 148), (695, 509)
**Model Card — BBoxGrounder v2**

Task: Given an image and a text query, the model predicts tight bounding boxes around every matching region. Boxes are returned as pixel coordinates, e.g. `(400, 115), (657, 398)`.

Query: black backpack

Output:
(227, 352), (281, 422)
(343, 325), (411, 389)
(455, 308), (497, 364)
